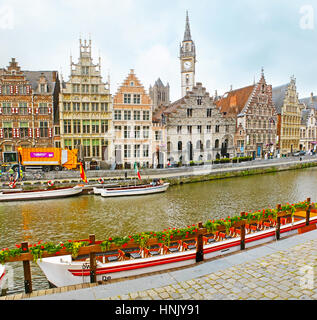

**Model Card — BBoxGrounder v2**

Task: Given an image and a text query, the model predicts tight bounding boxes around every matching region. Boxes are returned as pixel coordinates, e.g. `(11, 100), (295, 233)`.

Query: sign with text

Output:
(30, 152), (54, 158)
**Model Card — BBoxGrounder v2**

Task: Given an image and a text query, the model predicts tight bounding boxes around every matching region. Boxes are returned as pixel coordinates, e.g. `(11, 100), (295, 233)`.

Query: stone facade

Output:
(272, 77), (304, 155)
(113, 69), (160, 169)
(216, 71), (277, 158)
(0, 58), (59, 161)
(59, 39), (112, 167)
(154, 83), (236, 164)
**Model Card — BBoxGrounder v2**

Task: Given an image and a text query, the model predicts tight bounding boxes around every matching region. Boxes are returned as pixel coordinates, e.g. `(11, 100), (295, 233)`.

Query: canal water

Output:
(1, 167), (317, 295)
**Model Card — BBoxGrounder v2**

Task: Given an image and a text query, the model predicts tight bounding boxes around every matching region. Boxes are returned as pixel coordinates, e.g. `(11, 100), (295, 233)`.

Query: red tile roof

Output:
(216, 85), (255, 115)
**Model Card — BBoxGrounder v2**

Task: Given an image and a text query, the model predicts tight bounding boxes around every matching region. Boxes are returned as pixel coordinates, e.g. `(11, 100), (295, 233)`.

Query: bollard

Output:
(196, 222), (204, 263)
(240, 221), (246, 250)
(276, 204), (282, 240)
(306, 205), (312, 227)
(22, 242), (32, 294)
(89, 234), (97, 283)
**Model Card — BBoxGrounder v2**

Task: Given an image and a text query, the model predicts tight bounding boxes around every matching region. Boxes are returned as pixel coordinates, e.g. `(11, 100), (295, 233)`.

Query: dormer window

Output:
(40, 84), (46, 93)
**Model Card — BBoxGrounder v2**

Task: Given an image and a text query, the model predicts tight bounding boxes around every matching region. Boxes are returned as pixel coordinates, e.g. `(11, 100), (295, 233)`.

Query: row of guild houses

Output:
(0, 12), (317, 170)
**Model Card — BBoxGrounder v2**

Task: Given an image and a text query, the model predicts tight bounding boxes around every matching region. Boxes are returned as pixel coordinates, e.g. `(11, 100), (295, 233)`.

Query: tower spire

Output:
(184, 10), (192, 41)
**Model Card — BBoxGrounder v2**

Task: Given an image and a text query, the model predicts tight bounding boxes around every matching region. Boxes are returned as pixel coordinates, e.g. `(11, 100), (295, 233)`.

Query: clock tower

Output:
(180, 11), (196, 97)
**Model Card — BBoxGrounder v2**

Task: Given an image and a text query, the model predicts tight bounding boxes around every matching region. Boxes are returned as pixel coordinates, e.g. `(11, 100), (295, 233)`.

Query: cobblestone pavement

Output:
(105, 238), (317, 301)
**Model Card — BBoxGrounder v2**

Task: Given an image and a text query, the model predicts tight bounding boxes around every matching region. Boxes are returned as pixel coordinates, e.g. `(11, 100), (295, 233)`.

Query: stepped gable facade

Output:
(216, 70), (277, 158)
(272, 77), (304, 155)
(0, 58), (59, 160)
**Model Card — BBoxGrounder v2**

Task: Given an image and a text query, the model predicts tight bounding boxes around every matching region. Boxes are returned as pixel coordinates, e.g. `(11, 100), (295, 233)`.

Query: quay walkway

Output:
(2, 156), (317, 187)
(2, 228), (317, 300)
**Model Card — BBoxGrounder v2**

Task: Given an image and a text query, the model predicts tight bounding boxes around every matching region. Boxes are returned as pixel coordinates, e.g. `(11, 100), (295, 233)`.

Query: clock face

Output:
(184, 61), (192, 69)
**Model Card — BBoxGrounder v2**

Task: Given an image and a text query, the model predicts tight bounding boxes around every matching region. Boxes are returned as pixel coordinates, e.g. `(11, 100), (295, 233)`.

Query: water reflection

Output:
(1, 167), (317, 294)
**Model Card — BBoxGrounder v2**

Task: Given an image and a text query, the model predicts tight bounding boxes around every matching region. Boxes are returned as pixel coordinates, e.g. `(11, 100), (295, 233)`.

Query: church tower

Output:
(180, 11), (196, 97)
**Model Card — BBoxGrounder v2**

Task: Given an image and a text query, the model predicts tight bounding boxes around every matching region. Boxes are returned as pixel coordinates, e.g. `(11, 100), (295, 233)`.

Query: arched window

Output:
(215, 139), (219, 149)
(178, 141), (182, 151)
(206, 140), (210, 149)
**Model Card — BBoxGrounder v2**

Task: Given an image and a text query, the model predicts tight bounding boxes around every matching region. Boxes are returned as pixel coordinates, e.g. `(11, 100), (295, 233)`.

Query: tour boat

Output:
(0, 265), (5, 291)
(99, 182), (170, 197)
(0, 185), (84, 202)
(36, 214), (317, 288)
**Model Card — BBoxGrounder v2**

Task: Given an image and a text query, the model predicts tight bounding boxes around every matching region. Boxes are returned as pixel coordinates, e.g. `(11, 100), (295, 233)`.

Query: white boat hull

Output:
(100, 183), (170, 197)
(0, 265), (6, 290)
(0, 185), (83, 202)
(37, 216), (317, 288)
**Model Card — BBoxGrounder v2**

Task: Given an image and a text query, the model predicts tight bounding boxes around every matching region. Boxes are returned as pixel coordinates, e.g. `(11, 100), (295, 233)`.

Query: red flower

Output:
(23, 248), (27, 251)
(170, 235), (173, 239)
(41, 246), (44, 249)
(108, 237), (112, 241)
(56, 251), (60, 254)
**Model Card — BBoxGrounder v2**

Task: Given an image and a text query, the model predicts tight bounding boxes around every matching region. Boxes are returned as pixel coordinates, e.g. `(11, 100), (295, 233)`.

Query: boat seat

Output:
(107, 256), (119, 262)
(149, 250), (160, 256)
(207, 238), (216, 243)
(130, 252), (142, 259)
(182, 240), (196, 250)
(168, 247), (179, 253)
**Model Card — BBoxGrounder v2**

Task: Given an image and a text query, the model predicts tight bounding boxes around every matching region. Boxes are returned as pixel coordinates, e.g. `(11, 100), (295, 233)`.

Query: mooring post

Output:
(196, 222), (204, 263)
(276, 204), (282, 240)
(89, 234), (96, 283)
(240, 212), (246, 250)
(21, 242), (32, 294)
(306, 198), (311, 227)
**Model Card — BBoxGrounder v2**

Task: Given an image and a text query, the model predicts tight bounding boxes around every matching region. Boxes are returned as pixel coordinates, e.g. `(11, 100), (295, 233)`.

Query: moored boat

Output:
(99, 182), (170, 197)
(0, 265), (5, 291)
(0, 185), (83, 202)
(37, 213), (317, 288)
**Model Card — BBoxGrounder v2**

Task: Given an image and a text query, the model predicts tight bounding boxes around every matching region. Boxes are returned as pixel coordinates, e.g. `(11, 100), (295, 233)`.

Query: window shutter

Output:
(49, 128), (52, 138)
(16, 128), (20, 138)
(15, 86), (18, 94)
(35, 108), (39, 114)
(36, 128), (40, 138)
(26, 86), (30, 94)
(28, 107), (32, 114)
(0, 86), (2, 94)
(11, 107), (15, 114)
(10, 85), (13, 94)
(48, 107), (52, 114)
(0, 129), (3, 138)
(15, 108), (18, 114)
(28, 128), (33, 137)
(13, 128), (16, 138)
(0, 107), (2, 114)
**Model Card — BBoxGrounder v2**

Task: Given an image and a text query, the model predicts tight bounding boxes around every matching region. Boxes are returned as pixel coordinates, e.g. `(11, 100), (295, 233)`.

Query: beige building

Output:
(112, 70), (155, 169)
(300, 93), (317, 152)
(59, 39), (112, 168)
(272, 77), (304, 155)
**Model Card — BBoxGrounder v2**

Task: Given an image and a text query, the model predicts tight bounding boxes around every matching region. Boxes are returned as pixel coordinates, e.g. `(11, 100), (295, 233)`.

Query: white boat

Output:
(0, 185), (83, 202)
(37, 214), (317, 288)
(99, 182), (170, 197)
(93, 184), (120, 195)
(0, 265), (6, 291)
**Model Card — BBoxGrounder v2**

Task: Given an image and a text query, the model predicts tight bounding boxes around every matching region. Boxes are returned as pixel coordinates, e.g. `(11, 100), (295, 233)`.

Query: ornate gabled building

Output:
(299, 93), (317, 152)
(59, 38), (113, 168)
(216, 70), (277, 158)
(149, 78), (170, 111)
(112, 69), (157, 169)
(153, 82), (236, 164)
(0, 58), (60, 161)
(272, 77), (304, 155)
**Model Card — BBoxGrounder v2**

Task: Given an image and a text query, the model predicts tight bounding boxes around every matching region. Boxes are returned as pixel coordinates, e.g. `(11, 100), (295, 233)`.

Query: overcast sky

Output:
(1, 0), (317, 102)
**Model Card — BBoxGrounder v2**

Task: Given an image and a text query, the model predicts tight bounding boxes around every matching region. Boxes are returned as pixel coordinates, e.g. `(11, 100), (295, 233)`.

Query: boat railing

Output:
(1, 198), (316, 295)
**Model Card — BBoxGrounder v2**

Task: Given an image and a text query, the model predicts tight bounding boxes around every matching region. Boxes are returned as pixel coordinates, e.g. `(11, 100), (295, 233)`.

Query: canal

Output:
(1, 167), (317, 295)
